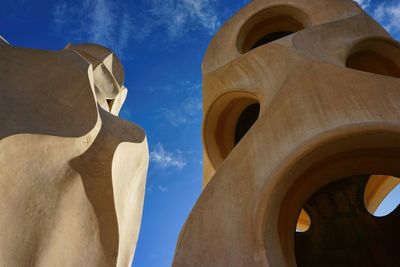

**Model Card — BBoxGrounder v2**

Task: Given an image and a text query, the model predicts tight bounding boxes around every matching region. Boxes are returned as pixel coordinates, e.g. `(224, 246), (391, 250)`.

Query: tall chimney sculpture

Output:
(0, 40), (148, 267)
(173, 0), (400, 266)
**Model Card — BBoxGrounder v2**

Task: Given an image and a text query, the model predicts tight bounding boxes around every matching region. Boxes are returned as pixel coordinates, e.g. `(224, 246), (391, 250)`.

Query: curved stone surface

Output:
(173, 0), (400, 266)
(0, 44), (98, 138)
(0, 38), (148, 266)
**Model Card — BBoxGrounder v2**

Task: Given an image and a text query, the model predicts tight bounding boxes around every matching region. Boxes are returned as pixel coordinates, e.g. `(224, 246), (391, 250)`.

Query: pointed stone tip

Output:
(66, 43), (125, 87)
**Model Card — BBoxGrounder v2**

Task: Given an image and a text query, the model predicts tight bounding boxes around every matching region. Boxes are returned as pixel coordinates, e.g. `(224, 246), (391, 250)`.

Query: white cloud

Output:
(147, 0), (221, 38)
(150, 143), (186, 169)
(52, 0), (224, 52)
(145, 80), (201, 92)
(161, 96), (202, 127)
(52, 0), (133, 55)
(53, 2), (68, 26)
(373, 2), (400, 35)
(354, 0), (371, 9)
(158, 185), (169, 192)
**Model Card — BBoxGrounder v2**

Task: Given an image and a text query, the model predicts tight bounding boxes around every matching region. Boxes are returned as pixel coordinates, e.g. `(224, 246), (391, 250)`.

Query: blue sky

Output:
(1, 0), (399, 266)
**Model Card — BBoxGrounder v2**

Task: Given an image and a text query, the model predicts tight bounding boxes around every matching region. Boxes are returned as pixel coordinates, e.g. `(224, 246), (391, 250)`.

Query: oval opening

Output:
(364, 175), (400, 217)
(237, 6), (310, 53)
(346, 39), (400, 78)
(295, 175), (400, 266)
(204, 94), (260, 168)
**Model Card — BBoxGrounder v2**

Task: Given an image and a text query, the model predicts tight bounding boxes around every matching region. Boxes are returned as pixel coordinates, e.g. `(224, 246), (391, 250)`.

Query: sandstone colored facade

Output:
(0, 39), (148, 266)
(173, 0), (400, 266)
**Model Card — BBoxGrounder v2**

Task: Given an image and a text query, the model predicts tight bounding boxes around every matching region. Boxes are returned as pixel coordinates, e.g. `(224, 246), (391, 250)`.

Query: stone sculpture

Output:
(173, 0), (400, 266)
(0, 38), (148, 266)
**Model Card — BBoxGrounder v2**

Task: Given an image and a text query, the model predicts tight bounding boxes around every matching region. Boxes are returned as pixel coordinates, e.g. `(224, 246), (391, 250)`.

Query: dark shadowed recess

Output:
(234, 103), (260, 145)
(251, 31), (294, 50)
(295, 176), (400, 267)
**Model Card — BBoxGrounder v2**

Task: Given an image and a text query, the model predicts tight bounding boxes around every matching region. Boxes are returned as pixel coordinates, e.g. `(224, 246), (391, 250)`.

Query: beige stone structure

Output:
(173, 0), (400, 266)
(0, 38), (148, 266)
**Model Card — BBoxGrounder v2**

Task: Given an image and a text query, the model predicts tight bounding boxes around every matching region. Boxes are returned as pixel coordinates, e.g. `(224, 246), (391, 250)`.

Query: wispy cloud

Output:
(353, 0), (400, 38)
(354, 0), (371, 9)
(150, 143), (186, 169)
(146, 184), (170, 194)
(146, 80), (202, 126)
(158, 185), (169, 192)
(52, 0), (223, 54)
(145, 80), (201, 93)
(147, 0), (221, 39)
(52, 0), (133, 55)
(373, 2), (400, 35)
(161, 96), (202, 127)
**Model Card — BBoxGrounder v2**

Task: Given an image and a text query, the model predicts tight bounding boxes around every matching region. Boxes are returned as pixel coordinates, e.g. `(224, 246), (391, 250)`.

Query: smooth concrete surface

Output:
(0, 39), (148, 267)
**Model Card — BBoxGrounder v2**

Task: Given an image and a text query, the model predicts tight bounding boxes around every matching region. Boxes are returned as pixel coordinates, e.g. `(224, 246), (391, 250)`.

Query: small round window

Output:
(237, 6), (310, 53)
(204, 93), (260, 168)
(346, 39), (400, 78)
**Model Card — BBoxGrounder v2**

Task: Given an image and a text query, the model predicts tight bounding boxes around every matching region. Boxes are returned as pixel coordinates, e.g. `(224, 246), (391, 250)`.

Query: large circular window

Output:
(346, 38), (400, 78)
(237, 5), (310, 53)
(204, 93), (260, 168)
(295, 175), (400, 266)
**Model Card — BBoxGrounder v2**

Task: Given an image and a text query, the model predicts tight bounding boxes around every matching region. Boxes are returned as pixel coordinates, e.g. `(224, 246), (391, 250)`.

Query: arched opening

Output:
(237, 6), (310, 53)
(295, 175), (400, 266)
(364, 175), (400, 217)
(234, 103), (260, 145)
(257, 129), (400, 267)
(346, 38), (400, 78)
(203, 93), (260, 168)
(250, 31), (294, 50)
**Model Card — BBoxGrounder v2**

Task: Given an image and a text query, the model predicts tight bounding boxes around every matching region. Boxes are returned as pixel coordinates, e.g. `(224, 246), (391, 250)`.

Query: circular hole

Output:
(237, 6), (310, 53)
(204, 94), (260, 168)
(346, 39), (400, 78)
(364, 175), (400, 217)
(295, 175), (400, 266)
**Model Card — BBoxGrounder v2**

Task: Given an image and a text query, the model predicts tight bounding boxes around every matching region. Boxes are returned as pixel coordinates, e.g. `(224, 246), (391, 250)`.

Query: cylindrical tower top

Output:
(203, 0), (363, 74)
